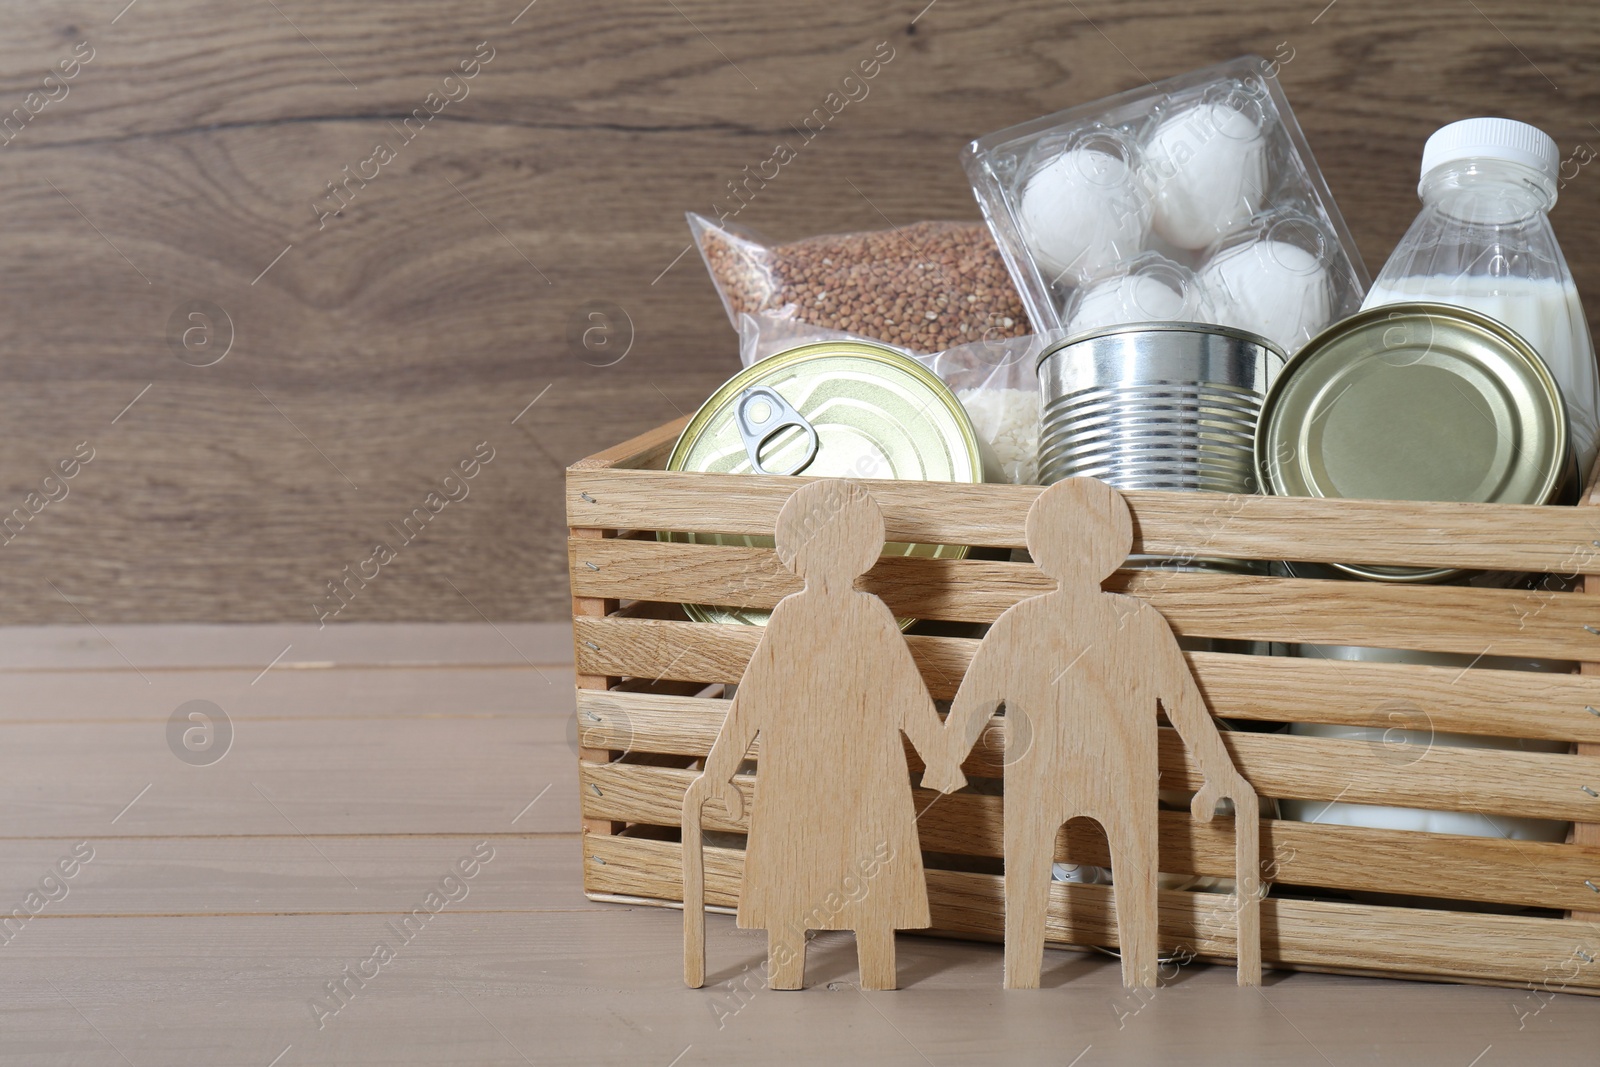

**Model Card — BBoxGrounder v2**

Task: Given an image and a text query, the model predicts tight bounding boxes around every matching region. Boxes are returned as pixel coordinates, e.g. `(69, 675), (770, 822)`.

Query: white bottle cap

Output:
(1419, 117), (1559, 191)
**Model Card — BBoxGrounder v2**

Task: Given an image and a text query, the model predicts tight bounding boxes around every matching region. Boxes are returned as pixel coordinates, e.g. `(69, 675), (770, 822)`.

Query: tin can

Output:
(664, 341), (987, 626)
(1036, 322), (1285, 571)
(1256, 302), (1568, 583)
(1036, 322), (1285, 491)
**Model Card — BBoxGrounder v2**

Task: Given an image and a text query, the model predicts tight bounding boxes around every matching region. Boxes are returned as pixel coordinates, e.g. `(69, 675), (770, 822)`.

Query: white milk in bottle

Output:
(1290, 119), (1596, 849)
(1361, 118), (1600, 482)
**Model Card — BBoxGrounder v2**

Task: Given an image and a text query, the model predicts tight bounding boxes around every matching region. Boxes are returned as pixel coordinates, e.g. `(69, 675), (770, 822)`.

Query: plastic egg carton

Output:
(962, 56), (1369, 354)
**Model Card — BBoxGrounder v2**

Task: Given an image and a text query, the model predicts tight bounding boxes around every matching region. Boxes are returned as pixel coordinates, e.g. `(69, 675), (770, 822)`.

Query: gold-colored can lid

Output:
(664, 340), (986, 625)
(1256, 302), (1569, 582)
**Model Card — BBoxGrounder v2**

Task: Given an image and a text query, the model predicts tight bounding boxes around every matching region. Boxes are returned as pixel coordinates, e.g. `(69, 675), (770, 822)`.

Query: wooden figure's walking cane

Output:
(1232, 791), (1263, 985)
(682, 779), (706, 988)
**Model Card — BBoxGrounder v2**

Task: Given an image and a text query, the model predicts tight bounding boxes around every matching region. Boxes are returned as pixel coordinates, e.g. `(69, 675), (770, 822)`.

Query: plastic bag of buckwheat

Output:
(689, 213), (1029, 354)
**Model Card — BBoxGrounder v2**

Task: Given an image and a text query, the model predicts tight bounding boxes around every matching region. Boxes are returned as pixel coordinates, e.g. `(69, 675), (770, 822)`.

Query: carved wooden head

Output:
(1026, 477), (1133, 586)
(774, 480), (884, 589)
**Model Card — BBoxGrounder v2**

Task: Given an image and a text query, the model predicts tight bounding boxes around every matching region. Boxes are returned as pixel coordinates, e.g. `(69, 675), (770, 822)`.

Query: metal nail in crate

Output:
(568, 417), (1600, 993)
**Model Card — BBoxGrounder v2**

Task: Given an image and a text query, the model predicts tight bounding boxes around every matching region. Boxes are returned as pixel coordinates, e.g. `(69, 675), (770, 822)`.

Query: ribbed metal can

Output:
(1036, 322), (1286, 493)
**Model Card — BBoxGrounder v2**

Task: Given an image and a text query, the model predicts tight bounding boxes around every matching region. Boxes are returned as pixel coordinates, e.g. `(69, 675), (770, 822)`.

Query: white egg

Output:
(1197, 239), (1330, 352)
(1067, 272), (1191, 335)
(1018, 147), (1151, 286)
(1146, 103), (1268, 249)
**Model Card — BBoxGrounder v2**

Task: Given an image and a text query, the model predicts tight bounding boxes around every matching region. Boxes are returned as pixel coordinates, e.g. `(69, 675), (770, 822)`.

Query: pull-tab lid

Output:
(734, 386), (819, 476)
(662, 339), (987, 627)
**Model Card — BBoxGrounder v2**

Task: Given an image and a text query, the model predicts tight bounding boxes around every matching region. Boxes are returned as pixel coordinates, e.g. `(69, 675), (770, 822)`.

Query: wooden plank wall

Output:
(0, 0), (1595, 622)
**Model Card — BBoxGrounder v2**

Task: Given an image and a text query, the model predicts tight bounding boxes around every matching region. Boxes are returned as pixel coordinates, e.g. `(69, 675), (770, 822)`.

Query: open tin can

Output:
(663, 340), (988, 627)
(1256, 302), (1570, 583)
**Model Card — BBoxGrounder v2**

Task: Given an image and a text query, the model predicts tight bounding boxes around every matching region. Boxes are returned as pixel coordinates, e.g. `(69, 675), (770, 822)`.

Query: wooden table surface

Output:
(0, 624), (1593, 1066)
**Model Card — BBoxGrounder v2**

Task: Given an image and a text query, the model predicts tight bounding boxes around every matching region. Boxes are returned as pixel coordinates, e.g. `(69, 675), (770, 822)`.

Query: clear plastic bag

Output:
(692, 213), (1030, 354)
(736, 311), (1042, 484)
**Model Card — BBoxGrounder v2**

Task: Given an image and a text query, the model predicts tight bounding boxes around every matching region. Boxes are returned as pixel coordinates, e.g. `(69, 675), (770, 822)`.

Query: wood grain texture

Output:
(586, 835), (1600, 993)
(576, 645), (1600, 743)
(919, 477), (1259, 987)
(5, 624), (1600, 1063)
(574, 616), (1600, 743)
(0, 665), (570, 721)
(9, 910), (1598, 1067)
(0, 715), (579, 837)
(0, 835), (596, 917)
(6, 0), (1600, 623)
(1575, 461), (1600, 920)
(0, 622), (571, 670)
(573, 527), (624, 838)
(683, 480), (953, 990)
(568, 467), (1600, 573)
(582, 761), (1600, 913)
(575, 695), (1600, 822)
(571, 534), (1600, 657)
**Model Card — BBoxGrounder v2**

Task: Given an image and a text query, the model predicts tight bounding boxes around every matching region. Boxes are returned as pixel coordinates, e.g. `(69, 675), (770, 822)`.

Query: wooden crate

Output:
(567, 417), (1600, 993)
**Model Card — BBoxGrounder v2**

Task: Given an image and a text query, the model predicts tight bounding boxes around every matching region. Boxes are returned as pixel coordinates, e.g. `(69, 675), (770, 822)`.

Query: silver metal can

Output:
(1036, 323), (1285, 571)
(1036, 322), (1286, 492)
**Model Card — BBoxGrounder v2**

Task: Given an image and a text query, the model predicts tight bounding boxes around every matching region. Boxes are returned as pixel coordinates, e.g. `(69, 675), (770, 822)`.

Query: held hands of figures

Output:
(918, 738), (969, 795)
(918, 763), (967, 795)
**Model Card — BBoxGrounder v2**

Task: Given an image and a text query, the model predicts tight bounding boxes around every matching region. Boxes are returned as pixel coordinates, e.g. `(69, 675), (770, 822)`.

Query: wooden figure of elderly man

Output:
(927, 477), (1263, 989)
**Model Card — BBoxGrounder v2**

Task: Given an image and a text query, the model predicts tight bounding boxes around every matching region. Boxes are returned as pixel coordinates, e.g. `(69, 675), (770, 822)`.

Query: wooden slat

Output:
(571, 536), (1600, 658)
(576, 614), (972, 697)
(575, 696), (1600, 822)
(583, 835), (1600, 992)
(568, 466), (1600, 574)
(574, 617), (1600, 742)
(581, 761), (1600, 913)
(573, 528), (624, 838)
(1190, 655), (1600, 743)
(569, 416), (689, 471)
(1576, 467), (1600, 921)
